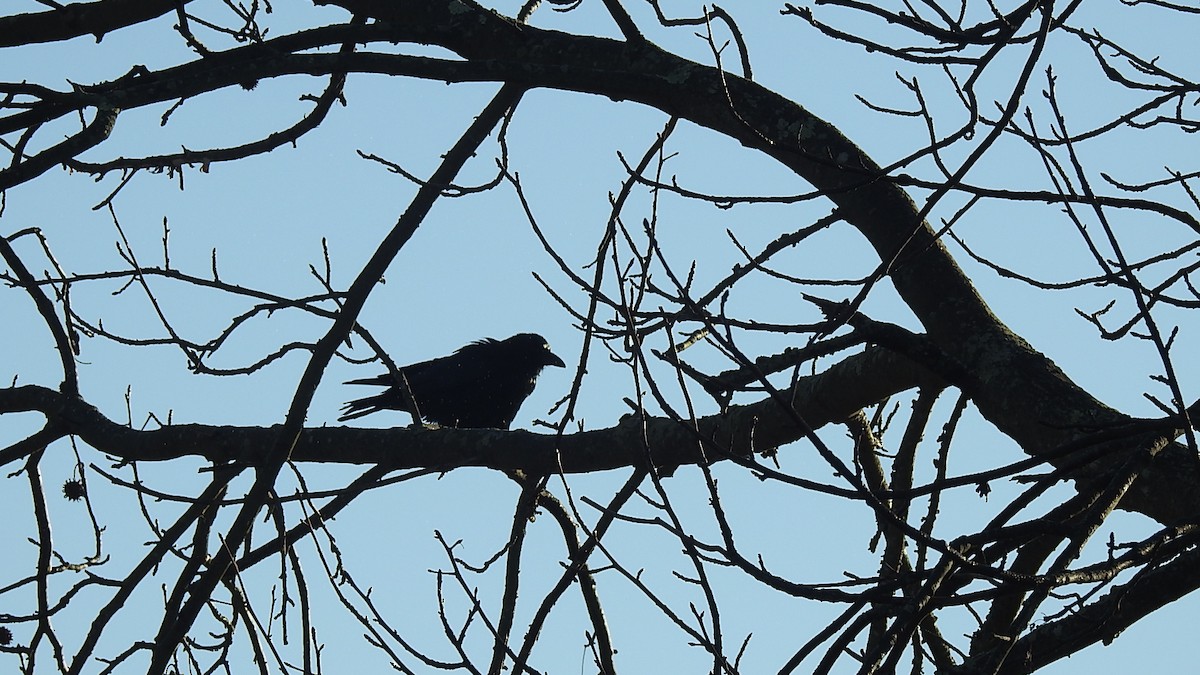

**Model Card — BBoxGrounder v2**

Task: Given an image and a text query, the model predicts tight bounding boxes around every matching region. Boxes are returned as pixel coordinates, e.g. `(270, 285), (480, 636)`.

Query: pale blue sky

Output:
(2, 1), (1198, 673)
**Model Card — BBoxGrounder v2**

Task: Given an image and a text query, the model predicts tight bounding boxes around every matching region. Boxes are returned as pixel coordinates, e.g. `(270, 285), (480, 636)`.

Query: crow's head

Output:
(503, 333), (567, 370)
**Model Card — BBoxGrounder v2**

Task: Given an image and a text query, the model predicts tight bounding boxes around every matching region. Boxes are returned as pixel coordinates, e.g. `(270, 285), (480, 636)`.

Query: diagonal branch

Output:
(952, 543), (1200, 674)
(143, 81), (528, 675)
(0, 0), (192, 47)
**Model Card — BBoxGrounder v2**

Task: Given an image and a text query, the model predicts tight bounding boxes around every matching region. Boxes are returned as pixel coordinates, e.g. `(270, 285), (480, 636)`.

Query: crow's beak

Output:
(546, 351), (566, 368)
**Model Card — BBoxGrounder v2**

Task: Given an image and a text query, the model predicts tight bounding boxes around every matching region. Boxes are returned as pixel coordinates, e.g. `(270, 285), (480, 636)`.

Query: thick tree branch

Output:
(0, 0), (190, 47)
(954, 543), (1200, 674)
(0, 346), (940, 473)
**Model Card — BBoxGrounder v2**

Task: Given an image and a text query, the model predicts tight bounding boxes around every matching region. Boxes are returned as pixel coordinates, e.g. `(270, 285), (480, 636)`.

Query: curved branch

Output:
(0, 106), (118, 191)
(68, 15), (366, 175)
(0, 235), (83, 396)
(306, 0), (1198, 526)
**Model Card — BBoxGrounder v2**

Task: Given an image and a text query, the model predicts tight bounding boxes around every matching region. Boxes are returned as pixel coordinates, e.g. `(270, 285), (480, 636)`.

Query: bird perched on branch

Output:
(339, 333), (566, 429)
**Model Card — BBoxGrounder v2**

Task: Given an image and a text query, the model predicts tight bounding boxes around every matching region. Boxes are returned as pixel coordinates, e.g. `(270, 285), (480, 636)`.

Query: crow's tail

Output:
(338, 394), (389, 422)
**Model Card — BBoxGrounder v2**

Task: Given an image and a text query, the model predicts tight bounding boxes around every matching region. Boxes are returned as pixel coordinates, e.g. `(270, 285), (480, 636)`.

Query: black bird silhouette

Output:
(339, 333), (566, 429)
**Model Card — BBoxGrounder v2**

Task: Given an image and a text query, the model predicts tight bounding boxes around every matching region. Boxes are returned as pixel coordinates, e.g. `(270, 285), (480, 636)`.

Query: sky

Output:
(2, 1), (1199, 673)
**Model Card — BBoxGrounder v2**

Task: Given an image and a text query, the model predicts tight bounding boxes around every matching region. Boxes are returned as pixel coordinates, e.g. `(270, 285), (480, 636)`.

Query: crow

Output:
(339, 333), (566, 429)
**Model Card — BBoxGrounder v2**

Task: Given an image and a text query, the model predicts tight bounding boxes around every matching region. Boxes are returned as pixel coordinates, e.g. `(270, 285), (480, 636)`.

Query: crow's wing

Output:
(339, 338), (551, 428)
(338, 352), (457, 422)
(339, 343), (502, 424)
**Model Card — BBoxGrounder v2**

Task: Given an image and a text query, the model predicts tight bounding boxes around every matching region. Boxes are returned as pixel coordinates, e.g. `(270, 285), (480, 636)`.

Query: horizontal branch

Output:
(0, 347), (940, 473)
